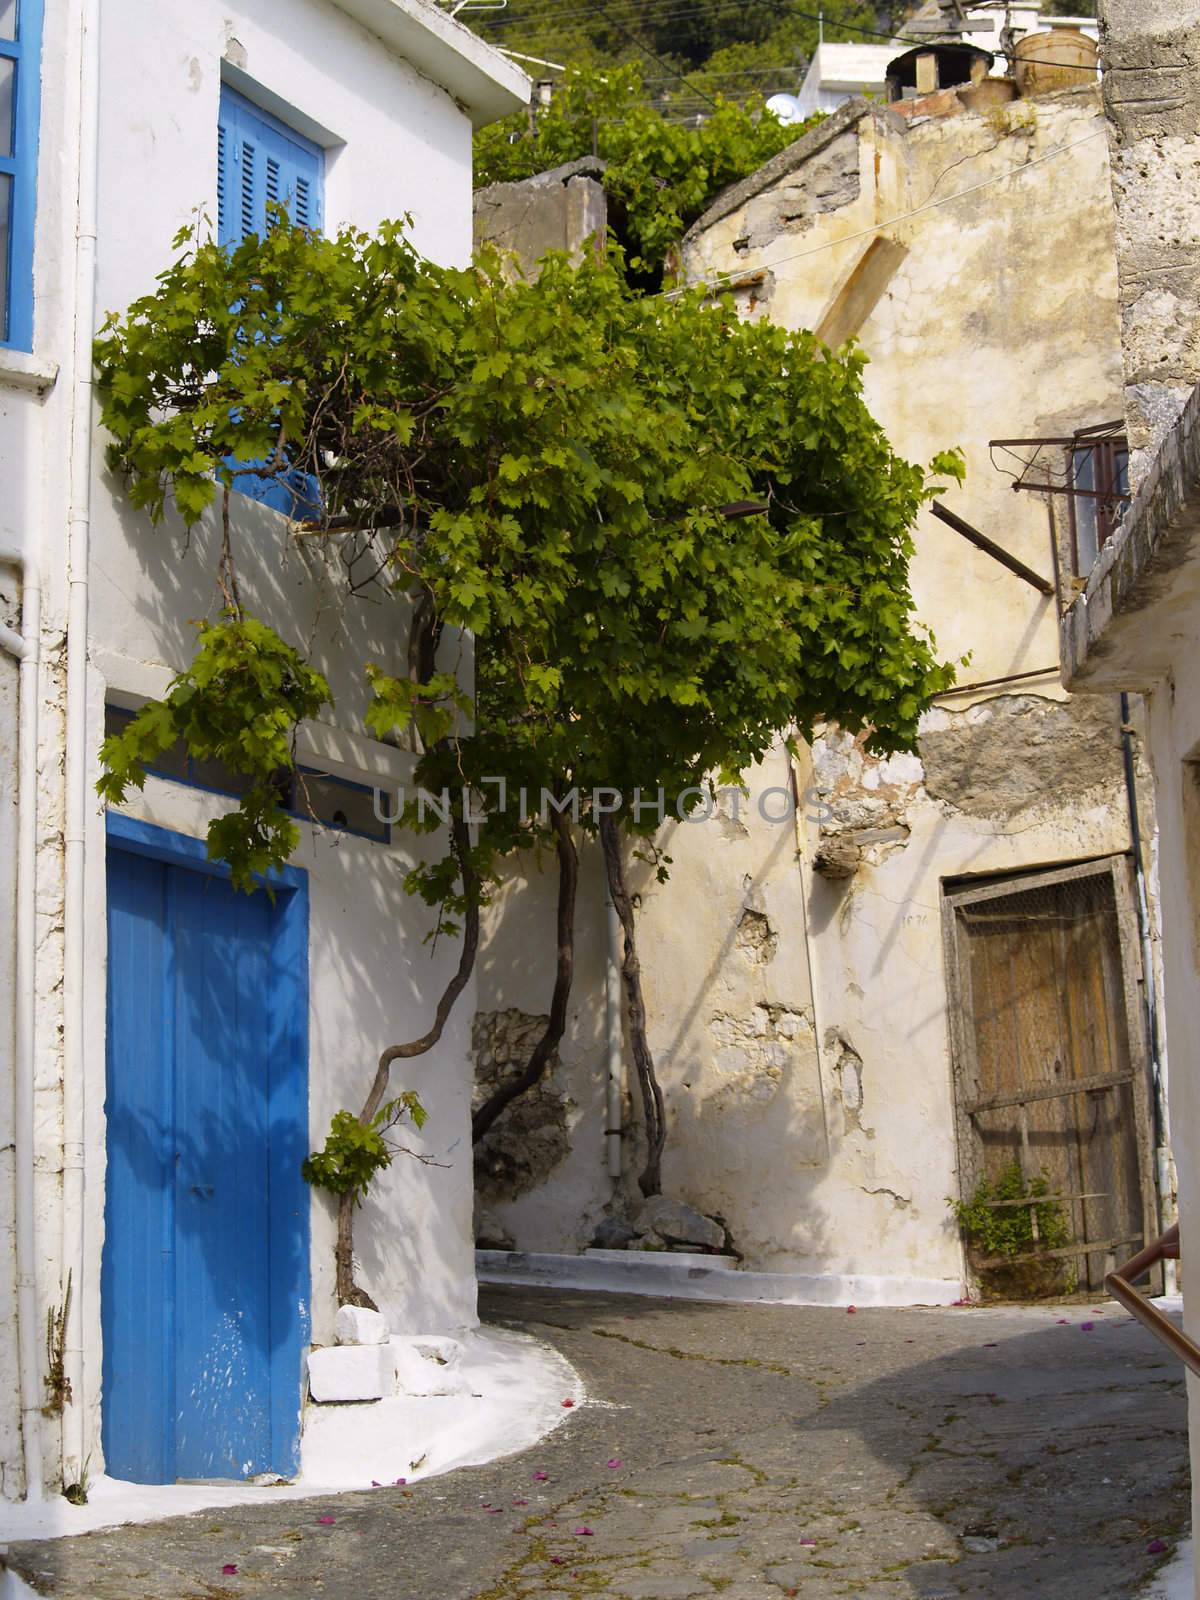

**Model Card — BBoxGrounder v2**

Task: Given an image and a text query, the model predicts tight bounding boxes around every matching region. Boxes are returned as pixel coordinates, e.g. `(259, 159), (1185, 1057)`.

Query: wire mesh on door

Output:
(946, 860), (1154, 1295)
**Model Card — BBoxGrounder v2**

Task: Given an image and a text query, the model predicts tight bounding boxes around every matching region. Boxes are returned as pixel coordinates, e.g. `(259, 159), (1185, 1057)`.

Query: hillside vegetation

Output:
(470, 0), (902, 111)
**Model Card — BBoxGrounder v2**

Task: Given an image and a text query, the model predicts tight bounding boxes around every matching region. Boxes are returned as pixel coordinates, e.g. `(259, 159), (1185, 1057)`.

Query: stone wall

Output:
(1100, 0), (1200, 470)
(473, 156), (607, 280)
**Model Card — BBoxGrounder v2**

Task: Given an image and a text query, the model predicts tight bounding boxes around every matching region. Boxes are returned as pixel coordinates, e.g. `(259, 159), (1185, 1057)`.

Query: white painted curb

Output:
(478, 1249), (966, 1308)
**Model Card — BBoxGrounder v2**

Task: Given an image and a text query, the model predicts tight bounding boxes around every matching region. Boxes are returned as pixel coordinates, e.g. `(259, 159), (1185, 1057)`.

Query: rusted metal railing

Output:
(1105, 1224), (1200, 1377)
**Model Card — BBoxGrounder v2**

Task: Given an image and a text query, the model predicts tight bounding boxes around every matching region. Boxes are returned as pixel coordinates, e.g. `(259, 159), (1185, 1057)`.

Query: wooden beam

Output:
(965, 1068), (1133, 1117)
(929, 500), (1055, 596)
(975, 1233), (1142, 1270)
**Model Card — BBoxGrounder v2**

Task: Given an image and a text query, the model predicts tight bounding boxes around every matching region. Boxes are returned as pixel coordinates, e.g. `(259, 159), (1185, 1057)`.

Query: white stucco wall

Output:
(0, 0), (525, 1500)
(0, 572), (21, 1498)
(1141, 673), (1200, 1596)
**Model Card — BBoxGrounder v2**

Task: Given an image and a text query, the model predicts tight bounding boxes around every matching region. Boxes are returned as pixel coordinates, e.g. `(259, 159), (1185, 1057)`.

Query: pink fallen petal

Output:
(395, 1477), (407, 1486)
(1056, 1319), (1070, 1325)
(317, 1515), (336, 1525)
(221, 1565), (238, 1576)
(606, 1459), (622, 1469)
(799, 1538), (817, 1547)
(983, 1341), (998, 1348)
(550, 1556), (566, 1566)
(533, 1471), (550, 1481)
(1080, 1322), (1095, 1332)
(1147, 1538), (1168, 1555)
(846, 1305), (856, 1314)
(574, 1525), (595, 1536)
(371, 1480), (382, 1488)
(561, 1399), (576, 1408)
(487, 1508), (504, 1515)
(513, 1497), (530, 1506)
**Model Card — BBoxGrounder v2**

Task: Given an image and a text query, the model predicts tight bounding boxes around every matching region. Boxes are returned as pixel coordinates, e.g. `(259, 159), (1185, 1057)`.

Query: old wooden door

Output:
(943, 858), (1156, 1292)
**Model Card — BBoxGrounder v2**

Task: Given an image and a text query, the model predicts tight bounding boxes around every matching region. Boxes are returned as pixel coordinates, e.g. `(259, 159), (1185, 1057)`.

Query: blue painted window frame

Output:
(217, 86), (325, 517)
(104, 809), (312, 1476)
(0, 0), (44, 351)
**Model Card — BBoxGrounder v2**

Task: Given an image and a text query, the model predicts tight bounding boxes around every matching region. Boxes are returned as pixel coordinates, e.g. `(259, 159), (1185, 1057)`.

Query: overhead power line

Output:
(601, 3), (721, 107)
(479, 0), (1107, 74)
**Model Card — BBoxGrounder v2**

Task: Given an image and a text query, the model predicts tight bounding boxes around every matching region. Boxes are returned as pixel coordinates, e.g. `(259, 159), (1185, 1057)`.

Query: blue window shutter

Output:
(217, 86), (323, 245)
(217, 86), (324, 515)
(0, 0), (45, 352)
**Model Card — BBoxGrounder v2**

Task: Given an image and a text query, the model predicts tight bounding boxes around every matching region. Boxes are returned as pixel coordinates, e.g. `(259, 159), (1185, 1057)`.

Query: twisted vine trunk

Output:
(471, 806), (579, 1144)
(336, 814), (480, 1309)
(599, 813), (666, 1197)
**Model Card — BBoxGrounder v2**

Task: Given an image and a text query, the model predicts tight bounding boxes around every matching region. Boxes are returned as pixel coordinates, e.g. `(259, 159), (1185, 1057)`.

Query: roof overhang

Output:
(332, 0), (530, 128)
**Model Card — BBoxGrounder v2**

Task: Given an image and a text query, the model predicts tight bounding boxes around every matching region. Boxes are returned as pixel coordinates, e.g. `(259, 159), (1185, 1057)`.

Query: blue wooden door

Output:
(102, 819), (309, 1483)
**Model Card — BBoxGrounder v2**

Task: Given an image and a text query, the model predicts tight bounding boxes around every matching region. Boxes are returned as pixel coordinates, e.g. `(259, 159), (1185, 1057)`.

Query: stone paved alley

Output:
(3, 1287), (1190, 1600)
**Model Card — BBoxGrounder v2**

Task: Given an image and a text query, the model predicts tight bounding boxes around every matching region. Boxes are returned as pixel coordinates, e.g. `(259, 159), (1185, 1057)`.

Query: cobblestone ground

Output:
(3, 1286), (1190, 1600)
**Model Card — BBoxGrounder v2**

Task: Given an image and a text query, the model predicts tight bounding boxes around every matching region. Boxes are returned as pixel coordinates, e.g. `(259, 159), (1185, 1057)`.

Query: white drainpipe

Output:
(60, 0), (102, 1491)
(0, 546), (43, 1501)
(605, 894), (623, 1181)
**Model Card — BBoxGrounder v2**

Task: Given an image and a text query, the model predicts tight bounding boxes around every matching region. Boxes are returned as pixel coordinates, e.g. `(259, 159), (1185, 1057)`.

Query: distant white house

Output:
(795, 3), (1099, 116)
(0, 0), (526, 1506)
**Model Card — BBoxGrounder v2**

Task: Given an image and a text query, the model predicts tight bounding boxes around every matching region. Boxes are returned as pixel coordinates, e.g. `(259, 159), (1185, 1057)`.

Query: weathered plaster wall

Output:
(478, 86), (1142, 1298)
(685, 90), (1121, 688)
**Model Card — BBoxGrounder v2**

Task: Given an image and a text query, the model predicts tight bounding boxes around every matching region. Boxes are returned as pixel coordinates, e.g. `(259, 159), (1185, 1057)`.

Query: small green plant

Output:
(42, 1270), (72, 1418)
(950, 1162), (1072, 1259)
(303, 1092), (428, 1207)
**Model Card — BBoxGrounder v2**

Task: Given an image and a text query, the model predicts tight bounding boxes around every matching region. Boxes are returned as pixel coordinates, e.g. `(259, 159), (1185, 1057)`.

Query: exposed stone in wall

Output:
(828, 1030), (870, 1138)
(1100, 0), (1200, 465)
(732, 129), (860, 254)
(809, 726), (919, 876)
(472, 1009), (571, 1203)
(735, 909), (778, 965)
(683, 97), (872, 248)
(706, 1004), (815, 1107)
(919, 694), (1124, 817)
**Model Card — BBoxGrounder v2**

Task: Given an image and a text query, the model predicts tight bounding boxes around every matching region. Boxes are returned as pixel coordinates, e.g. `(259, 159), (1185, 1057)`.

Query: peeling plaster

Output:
(472, 1008), (571, 1204)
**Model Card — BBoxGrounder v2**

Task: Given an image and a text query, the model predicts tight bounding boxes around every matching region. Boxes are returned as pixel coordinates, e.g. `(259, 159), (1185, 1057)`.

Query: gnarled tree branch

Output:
(335, 812), (481, 1309)
(599, 812), (665, 1197)
(471, 805), (578, 1145)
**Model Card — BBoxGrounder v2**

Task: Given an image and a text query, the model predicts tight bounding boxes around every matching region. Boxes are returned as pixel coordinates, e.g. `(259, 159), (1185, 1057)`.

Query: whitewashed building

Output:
(0, 0), (525, 1502)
